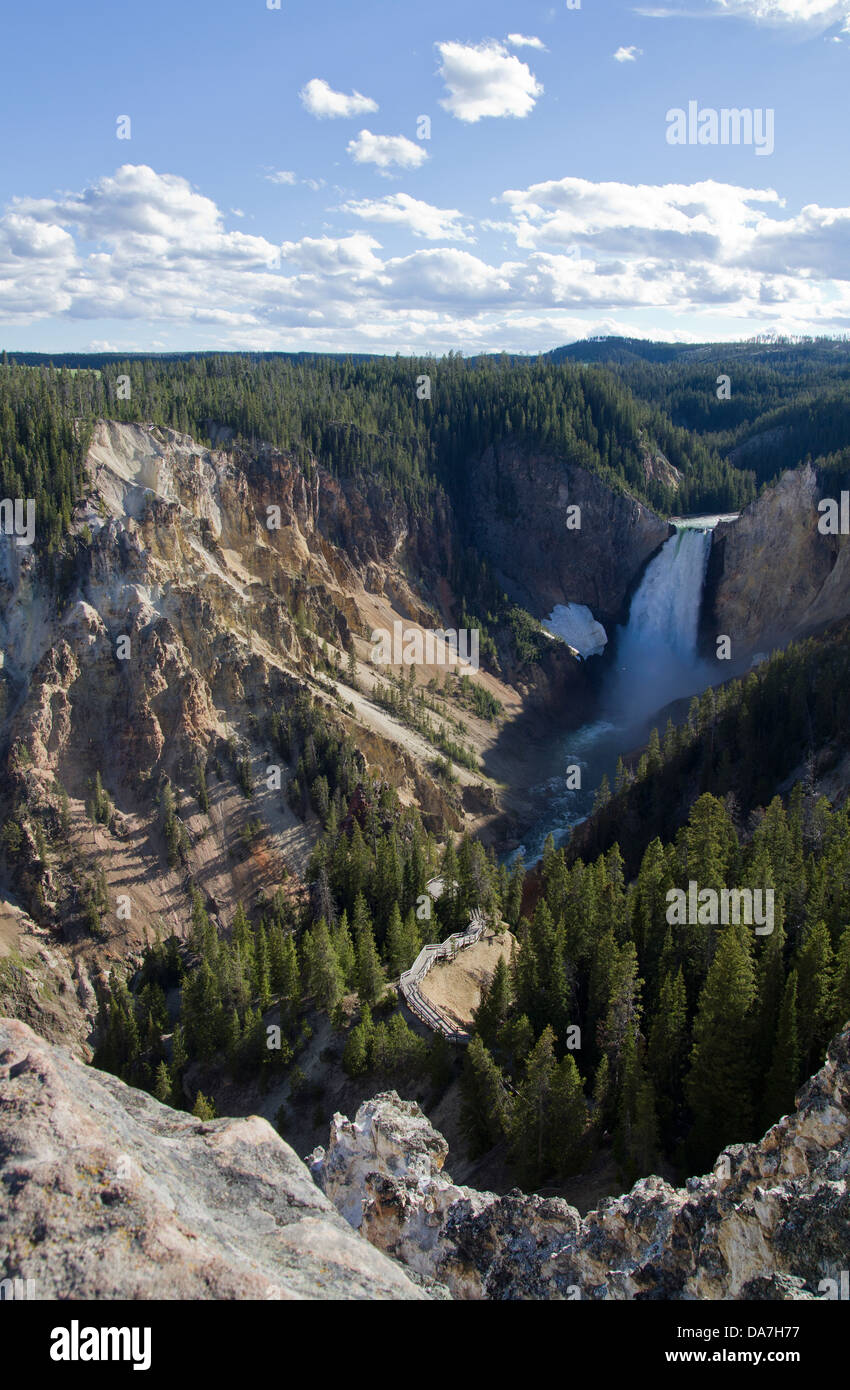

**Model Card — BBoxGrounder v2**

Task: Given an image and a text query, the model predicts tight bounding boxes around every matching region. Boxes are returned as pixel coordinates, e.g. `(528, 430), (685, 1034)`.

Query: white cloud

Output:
(279, 233), (384, 275)
(506, 33), (547, 49)
(709, 0), (850, 25)
(613, 45), (643, 60)
(5, 162), (850, 350)
(346, 130), (428, 171)
(299, 78), (378, 119)
(336, 193), (474, 241)
(436, 40), (543, 122)
(266, 170), (297, 185)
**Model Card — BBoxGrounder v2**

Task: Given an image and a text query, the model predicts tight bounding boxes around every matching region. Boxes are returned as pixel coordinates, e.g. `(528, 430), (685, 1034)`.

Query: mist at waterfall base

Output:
(508, 524), (722, 867)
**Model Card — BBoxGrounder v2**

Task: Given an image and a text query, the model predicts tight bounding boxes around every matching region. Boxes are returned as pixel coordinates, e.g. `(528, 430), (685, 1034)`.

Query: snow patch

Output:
(543, 604), (608, 659)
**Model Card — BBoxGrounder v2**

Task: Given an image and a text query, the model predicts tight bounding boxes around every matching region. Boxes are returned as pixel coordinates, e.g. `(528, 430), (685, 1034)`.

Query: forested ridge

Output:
(551, 337), (850, 494)
(5, 343), (850, 548)
(0, 351), (758, 536)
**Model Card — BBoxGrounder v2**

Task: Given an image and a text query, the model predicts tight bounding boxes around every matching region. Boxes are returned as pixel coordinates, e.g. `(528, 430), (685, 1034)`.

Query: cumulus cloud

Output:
(299, 78), (378, 119)
(346, 130), (428, 171)
(4, 162), (850, 350)
(497, 175), (785, 261)
(335, 193), (474, 241)
(265, 170), (297, 185)
(506, 33), (547, 49)
(436, 39), (543, 122)
(279, 232), (384, 275)
(613, 45), (643, 59)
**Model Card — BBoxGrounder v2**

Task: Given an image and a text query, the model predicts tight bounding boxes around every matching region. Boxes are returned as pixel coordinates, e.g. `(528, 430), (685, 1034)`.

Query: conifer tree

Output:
(385, 902), (412, 978)
(647, 965), (688, 1134)
(509, 1025), (559, 1186)
(342, 1022), (369, 1077)
(278, 935), (301, 1032)
(473, 954), (513, 1051)
(614, 1025), (658, 1182)
(834, 923), (850, 1031)
(192, 1091), (216, 1120)
(307, 918), (345, 1015)
(459, 1036), (510, 1158)
(356, 919), (385, 1006)
(154, 1060), (173, 1105)
(685, 923), (757, 1168)
(550, 1051), (589, 1178)
(795, 920), (836, 1075)
(331, 910), (356, 987)
(761, 969), (800, 1129)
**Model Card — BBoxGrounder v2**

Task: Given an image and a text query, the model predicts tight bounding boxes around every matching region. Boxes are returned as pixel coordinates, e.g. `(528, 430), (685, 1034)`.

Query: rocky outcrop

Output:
(0, 1018), (424, 1300)
(311, 1025), (850, 1300)
(0, 420), (487, 1009)
(707, 463), (850, 653)
(466, 442), (671, 625)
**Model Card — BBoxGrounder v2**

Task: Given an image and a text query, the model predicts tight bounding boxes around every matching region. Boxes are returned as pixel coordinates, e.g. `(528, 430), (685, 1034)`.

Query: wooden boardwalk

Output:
(398, 908), (488, 1043)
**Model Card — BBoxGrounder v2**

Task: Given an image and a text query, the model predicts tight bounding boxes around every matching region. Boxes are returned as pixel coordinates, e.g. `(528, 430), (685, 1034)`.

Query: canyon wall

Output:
(466, 442), (672, 625)
(707, 463), (850, 654)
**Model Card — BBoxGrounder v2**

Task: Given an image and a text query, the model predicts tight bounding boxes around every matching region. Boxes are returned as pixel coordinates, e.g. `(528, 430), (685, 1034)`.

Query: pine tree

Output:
(278, 935), (301, 1032)
(473, 955), (513, 1051)
(795, 920), (836, 1075)
(647, 966), (688, 1134)
(509, 1025), (559, 1186)
(761, 969), (800, 1130)
(754, 913), (787, 1081)
(223, 1005), (241, 1063)
(342, 1022), (369, 1077)
(685, 923), (757, 1168)
(306, 918), (344, 1015)
(614, 1025), (658, 1182)
(550, 1052), (589, 1178)
(459, 1036), (510, 1158)
(356, 919), (385, 1006)
(505, 855), (525, 929)
(331, 910), (356, 987)
(834, 923), (850, 1031)
(385, 903), (411, 978)
(192, 1091), (217, 1120)
(154, 1060), (172, 1104)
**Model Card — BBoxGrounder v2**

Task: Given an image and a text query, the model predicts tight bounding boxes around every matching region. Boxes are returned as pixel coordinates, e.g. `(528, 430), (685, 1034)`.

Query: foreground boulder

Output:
(0, 1019), (424, 1300)
(310, 1025), (850, 1300)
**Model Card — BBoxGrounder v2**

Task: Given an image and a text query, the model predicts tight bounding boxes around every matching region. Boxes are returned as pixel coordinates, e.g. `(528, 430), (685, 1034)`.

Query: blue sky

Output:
(2, 0), (849, 353)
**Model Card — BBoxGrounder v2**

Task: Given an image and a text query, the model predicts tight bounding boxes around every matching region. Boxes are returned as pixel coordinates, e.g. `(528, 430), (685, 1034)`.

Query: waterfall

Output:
(609, 525), (712, 719)
(506, 517), (728, 866)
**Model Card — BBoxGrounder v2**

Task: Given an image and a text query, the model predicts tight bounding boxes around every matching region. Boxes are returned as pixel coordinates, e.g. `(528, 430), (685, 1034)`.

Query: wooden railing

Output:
(398, 908), (488, 1043)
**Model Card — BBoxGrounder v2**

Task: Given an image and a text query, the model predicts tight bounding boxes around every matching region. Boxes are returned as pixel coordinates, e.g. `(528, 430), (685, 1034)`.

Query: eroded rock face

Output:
(707, 463), (850, 653)
(467, 442), (671, 626)
(311, 1027), (850, 1300)
(0, 1018), (424, 1301)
